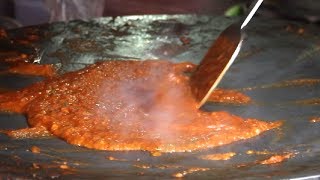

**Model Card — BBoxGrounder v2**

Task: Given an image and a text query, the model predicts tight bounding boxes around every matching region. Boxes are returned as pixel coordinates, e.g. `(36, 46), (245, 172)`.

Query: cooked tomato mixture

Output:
(0, 60), (281, 152)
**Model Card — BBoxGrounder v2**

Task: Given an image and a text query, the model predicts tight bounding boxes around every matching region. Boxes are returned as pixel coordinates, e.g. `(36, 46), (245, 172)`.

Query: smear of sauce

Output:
(7, 63), (56, 77)
(172, 167), (210, 178)
(246, 150), (272, 155)
(0, 50), (55, 77)
(293, 98), (320, 105)
(241, 78), (320, 91)
(133, 164), (151, 169)
(0, 60), (281, 152)
(310, 117), (320, 123)
(199, 152), (236, 160)
(107, 156), (128, 162)
(259, 153), (293, 165)
(30, 146), (41, 154)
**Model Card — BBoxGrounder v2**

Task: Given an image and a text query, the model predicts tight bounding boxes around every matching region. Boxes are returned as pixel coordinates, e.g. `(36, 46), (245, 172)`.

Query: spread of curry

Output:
(0, 60), (281, 152)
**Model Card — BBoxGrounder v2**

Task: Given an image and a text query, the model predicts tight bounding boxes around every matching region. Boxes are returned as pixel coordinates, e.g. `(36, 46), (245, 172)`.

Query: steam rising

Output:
(98, 60), (195, 144)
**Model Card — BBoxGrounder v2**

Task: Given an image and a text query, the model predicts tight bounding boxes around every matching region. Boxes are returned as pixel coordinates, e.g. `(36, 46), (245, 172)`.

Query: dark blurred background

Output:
(0, 0), (320, 29)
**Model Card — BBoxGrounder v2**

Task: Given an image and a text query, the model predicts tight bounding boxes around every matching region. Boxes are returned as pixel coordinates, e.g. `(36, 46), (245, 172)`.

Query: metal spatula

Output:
(190, 0), (264, 108)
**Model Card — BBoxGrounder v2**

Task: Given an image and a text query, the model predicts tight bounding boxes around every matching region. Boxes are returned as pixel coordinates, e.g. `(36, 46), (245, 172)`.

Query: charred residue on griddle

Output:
(65, 38), (103, 53)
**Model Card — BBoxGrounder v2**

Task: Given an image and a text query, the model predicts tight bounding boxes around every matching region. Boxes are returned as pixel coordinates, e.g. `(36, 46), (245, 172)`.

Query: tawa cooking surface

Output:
(0, 15), (320, 179)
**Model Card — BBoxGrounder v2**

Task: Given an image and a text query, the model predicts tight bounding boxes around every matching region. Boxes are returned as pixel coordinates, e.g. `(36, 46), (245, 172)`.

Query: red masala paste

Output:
(0, 60), (281, 152)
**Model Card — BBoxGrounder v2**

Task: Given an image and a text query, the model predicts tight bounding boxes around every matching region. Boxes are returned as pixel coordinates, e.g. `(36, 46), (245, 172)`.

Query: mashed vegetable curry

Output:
(0, 60), (281, 152)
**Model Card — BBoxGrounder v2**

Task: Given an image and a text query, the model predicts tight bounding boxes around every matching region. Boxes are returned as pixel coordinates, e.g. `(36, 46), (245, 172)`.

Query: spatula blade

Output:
(190, 23), (243, 107)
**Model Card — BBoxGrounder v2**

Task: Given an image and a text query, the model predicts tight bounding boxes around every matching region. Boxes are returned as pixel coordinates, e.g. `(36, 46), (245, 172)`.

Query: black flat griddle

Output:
(0, 15), (320, 179)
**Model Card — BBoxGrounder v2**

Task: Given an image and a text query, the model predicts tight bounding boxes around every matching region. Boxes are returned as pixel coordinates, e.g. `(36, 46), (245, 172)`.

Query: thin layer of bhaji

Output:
(0, 60), (281, 152)
(199, 152), (236, 160)
(259, 153), (293, 165)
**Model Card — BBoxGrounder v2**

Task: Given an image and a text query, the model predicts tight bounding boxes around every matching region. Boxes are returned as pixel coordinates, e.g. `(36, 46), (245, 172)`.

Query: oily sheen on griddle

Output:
(0, 60), (281, 152)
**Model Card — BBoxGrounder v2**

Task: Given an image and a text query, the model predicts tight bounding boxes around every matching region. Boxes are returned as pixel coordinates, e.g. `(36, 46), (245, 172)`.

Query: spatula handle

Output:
(241, 0), (264, 29)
